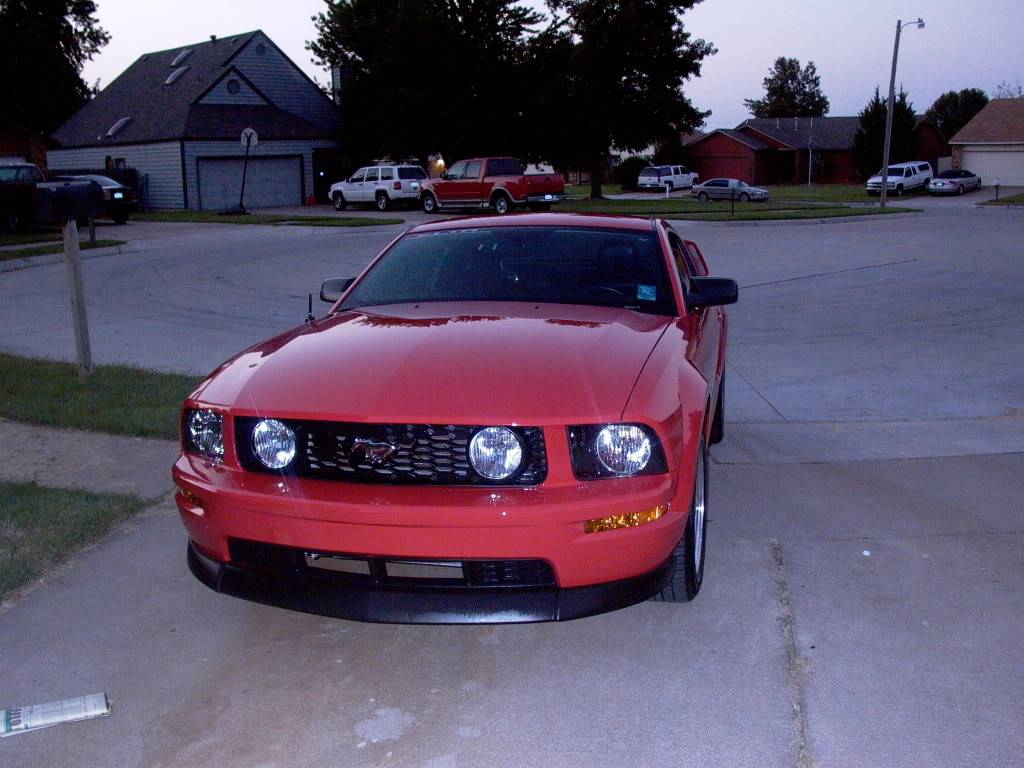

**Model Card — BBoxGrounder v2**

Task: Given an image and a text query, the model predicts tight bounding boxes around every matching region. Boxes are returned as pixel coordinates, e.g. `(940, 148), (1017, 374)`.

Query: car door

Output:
(360, 167), (380, 202)
(435, 161), (466, 204)
(344, 168), (365, 200)
(668, 231), (722, 400)
(713, 180), (731, 200)
(463, 160), (485, 203)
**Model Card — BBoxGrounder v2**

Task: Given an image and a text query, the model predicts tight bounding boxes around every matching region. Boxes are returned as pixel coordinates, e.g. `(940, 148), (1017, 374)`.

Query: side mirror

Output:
(440, 171), (450, 180)
(320, 277), (355, 303)
(685, 277), (738, 310)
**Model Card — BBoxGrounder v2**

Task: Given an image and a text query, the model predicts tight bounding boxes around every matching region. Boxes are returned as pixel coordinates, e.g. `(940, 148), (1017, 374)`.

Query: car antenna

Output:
(305, 293), (314, 324)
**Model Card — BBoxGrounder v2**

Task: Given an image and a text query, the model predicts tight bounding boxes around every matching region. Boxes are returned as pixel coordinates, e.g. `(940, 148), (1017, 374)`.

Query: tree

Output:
(925, 88), (988, 137)
(852, 86), (918, 179)
(308, 0), (542, 165)
(0, 0), (109, 136)
(535, 0), (714, 197)
(993, 80), (1023, 99)
(744, 57), (829, 118)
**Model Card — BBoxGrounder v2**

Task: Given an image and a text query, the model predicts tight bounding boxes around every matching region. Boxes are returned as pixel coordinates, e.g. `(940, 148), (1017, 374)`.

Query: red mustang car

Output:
(174, 213), (736, 623)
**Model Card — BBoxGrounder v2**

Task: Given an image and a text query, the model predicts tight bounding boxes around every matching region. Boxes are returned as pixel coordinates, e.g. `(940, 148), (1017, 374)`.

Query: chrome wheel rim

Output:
(693, 446), (706, 570)
(377, 195), (387, 210)
(496, 198), (508, 213)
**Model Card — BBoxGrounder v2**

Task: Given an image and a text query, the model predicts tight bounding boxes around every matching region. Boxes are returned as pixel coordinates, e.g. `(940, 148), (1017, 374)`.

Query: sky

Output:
(82, 0), (1024, 129)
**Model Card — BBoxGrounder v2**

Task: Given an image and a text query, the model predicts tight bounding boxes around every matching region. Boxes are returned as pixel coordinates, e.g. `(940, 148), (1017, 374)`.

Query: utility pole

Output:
(880, 18), (924, 208)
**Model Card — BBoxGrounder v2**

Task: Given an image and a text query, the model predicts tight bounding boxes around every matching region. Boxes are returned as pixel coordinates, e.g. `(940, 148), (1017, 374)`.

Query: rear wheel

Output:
(697, 191), (709, 202)
(492, 192), (511, 215)
(421, 193), (439, 214)
(332, 192), (347, 211)
(653, 439), (708, 603)
(896, 184), (904, 197)
(375, 191), (391, 211)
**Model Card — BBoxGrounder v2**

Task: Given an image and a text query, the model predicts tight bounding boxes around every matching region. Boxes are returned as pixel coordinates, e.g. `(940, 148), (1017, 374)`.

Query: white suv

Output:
(866, 161), (933, 196)
(637, 164), (699, 191)
(330, 164), (428, 211)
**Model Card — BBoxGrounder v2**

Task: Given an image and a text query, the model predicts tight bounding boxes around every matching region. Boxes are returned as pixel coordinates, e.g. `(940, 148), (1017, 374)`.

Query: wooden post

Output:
(62, 219), (94, 378)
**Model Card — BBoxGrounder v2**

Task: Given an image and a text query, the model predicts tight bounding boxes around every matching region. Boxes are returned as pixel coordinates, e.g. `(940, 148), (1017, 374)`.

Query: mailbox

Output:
(33, 180), (105, 225)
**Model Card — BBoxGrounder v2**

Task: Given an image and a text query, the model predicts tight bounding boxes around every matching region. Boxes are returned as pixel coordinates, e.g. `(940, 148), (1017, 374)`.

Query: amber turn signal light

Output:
(584, 505), (667, 534)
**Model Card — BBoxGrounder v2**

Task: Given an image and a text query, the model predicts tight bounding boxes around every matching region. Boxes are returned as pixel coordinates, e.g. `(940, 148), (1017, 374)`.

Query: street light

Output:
(880, 17), (925, 208)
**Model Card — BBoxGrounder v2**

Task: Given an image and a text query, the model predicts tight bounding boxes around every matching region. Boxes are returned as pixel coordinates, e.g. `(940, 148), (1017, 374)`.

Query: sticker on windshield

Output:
(637, 284), (657, 302)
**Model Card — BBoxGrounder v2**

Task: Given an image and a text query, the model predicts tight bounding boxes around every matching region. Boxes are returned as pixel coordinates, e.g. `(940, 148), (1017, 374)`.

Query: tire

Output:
(653, 439), (708, 603)
(896, 185), (904, 197)
(738, 192), (750, 203)
(421, 193), (439, 214)
(492, 192), (511, 215)
(375, 191), (391, 212)
(697, 191), (709, 202)
(332, 192), (347, 211)
(710, 375), (725, 445)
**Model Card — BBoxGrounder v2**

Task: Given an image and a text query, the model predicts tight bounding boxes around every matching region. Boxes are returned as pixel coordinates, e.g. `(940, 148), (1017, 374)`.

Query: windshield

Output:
(879, 167), (907, 176)
(398, 166), (427, 180)
(341, 226), (676, 316)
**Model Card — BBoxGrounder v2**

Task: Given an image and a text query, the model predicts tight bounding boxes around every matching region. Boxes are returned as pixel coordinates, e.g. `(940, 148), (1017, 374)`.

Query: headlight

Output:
(567, 423), (668, 479)
(252, 418), (296, 469)
(184, 408), (224, 459)
(469, 427), (523, 480)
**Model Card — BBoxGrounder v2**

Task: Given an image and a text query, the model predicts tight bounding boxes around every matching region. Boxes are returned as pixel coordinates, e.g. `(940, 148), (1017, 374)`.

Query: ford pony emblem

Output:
(349, 438), (397, 465)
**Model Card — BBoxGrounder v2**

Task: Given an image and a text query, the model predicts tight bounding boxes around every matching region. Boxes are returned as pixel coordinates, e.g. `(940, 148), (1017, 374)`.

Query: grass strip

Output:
(0, 481), (147, 599)
(1, 239), (125, 261)
(0, 354), (201, 439)
(133, 211), (403, 226)
(982, 192), (1024, 205)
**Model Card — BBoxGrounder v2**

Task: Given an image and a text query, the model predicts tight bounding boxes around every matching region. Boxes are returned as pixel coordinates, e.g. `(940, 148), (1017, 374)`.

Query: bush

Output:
(614, 157), (652, 191)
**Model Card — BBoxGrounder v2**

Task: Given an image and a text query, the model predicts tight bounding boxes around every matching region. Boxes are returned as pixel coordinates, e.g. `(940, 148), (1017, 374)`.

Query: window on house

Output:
(226, 79), (241, 94)
(170, 49), (192, 66)
(164, 66), (189, 85)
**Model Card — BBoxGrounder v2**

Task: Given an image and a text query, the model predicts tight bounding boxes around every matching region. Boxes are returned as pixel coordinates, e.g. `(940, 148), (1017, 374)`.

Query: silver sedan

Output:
(691, 178), (770, 202)
(927, 169), (982, 195)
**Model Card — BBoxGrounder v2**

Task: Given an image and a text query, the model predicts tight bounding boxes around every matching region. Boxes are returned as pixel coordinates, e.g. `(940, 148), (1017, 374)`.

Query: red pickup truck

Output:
(420, 157), (565, 214)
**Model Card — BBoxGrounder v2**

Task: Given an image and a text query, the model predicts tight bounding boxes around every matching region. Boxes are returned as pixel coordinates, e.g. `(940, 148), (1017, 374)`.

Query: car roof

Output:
(408, 213), (657, 234)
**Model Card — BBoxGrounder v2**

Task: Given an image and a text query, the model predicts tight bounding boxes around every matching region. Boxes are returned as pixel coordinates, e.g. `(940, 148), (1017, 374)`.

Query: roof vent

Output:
(170, 49), (192, 67)
(164, 66), (189, 85)
(106, 117), (132, 137)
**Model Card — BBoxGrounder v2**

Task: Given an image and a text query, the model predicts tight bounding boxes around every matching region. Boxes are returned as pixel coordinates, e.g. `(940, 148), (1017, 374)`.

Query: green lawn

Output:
(983, 192), (1024, 205)
(0, 231), (61, 247)
(766, 184), (869, 202)
(133, 211), (403, 226)
(565, 183), (624, 197)
(0, 354), (201, 439)
(666, 206), (919, 222)
(0, 481), (147, 599)
(0, 239), (125, 261)
(560, 197), (836, 215)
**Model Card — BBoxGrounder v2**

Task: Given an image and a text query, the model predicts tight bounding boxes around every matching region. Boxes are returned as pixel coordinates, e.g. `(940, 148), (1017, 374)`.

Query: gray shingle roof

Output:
(739, 116), (861, 150)
(52, 31), (336, 147)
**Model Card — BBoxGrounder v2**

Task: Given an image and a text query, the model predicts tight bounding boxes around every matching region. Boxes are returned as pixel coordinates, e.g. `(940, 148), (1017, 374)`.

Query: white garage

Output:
(951, 99), (1024, 187)
(196, 156), (303, 210)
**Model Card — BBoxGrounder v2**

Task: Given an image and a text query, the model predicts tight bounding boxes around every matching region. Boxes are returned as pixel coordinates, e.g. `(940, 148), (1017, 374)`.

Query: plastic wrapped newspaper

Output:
(1, 693), (110, 737)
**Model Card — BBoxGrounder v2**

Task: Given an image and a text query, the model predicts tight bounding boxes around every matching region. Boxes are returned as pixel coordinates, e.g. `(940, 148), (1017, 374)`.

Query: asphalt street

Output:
(1, 205), (1023, 767)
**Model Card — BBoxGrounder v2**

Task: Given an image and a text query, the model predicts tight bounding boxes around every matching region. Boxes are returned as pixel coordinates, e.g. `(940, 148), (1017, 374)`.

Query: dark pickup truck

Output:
(1, 163), (104, 231)
(419, 157), (565, 214)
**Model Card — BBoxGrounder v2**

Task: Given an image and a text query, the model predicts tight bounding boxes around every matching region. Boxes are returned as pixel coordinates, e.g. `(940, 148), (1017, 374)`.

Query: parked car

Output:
(691, 178), (770, 202)
(330, 164), (428, 212)
(419, 157), (564, 214)
(174, 213), (736, 623)
(865, 161), (933, 196)
(0, 162), (46, 231)
(58, 175), (138, 224)
(927, 169), (982, 195)
(638, 164), (699, 191)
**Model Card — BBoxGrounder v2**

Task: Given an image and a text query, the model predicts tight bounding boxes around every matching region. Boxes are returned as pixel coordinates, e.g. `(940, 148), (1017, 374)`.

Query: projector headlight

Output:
(469, 426), (523, 480)
(252, 418), (296, 469)
(567, 423), (668, 479)
(184, 408), (223, 459)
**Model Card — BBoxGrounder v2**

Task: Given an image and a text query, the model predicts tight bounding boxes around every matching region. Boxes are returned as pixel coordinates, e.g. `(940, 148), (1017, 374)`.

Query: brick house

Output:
(950, 99), (1024, 185)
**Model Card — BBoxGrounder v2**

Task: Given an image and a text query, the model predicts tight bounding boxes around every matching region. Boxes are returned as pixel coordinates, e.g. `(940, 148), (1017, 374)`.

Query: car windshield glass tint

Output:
(398, 167), (427, 180)
(885, 167), (906, 175)
(341, 227), (676, 317)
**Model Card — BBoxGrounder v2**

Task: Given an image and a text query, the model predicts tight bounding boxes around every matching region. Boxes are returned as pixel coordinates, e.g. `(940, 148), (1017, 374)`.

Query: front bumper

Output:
(187, 540), (673, 623)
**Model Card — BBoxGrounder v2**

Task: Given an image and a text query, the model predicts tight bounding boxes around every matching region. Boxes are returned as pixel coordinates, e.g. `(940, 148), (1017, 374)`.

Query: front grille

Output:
(235, 418), (546, 486)
(228, 539), (555, 588)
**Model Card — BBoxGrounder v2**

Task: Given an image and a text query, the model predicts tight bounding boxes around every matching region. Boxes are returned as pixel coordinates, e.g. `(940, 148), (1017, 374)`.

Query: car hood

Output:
(192, 302), (672, 425)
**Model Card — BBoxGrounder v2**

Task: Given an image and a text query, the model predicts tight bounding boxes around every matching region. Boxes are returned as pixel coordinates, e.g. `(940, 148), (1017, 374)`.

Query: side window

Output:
(919, 164), (930, 173)
(380, 167), (394, 181)
(447, 161), (466, 180)
(349, 169), (366, 183)
(673, 166), (682, 175)
(364, 168), (380, 183)
(905, 168), (913, 178)
(465, 160), (482, 179)
(668, 234), (696, 284)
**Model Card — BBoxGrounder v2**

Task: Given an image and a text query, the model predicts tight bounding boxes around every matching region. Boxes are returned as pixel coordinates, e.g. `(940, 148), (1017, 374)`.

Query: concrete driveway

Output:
(1, 207), (1022, 767)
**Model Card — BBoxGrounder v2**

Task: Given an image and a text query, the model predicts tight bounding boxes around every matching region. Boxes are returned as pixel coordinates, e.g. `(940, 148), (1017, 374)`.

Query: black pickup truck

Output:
(1, 162), (104, 231)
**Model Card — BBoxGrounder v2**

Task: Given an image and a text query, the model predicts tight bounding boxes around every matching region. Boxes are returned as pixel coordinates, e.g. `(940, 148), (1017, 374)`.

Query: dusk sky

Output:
(82, 0), (1024, 129)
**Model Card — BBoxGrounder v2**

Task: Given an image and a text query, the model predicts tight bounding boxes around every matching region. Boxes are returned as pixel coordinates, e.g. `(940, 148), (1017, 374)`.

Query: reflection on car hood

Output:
(193, 302), (672, 425)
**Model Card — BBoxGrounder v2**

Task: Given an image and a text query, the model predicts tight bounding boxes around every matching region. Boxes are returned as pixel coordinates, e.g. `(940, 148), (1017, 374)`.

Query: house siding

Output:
(47, 141), (184, 209)
(199, 74), (269, 106)
(183, 139), (338, 209)
(686, 133), (757, 183)
(231, 32), (339, 133)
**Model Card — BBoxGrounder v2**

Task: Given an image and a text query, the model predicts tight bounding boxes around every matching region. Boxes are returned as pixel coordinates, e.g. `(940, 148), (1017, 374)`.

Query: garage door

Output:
(961, 148), (1024, 186)
(197, 156), (302, 210)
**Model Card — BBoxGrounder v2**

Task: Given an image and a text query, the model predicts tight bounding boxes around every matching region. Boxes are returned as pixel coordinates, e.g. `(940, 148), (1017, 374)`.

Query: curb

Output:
(0, 243), (132, 274)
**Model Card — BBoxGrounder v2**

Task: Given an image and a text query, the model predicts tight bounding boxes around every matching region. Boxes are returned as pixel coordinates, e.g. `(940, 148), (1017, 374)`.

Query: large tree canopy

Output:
(534, 0), (714, 197)
(852, 86), (918, 179)
(925, 88), (989, 138)
(744, 57), (829, 118)
(308, 0), (542, 164)
(0, 0), (109, 136)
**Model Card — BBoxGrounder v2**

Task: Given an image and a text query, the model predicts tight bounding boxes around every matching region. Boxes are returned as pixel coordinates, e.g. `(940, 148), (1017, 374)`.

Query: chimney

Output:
(331, 64), (348, 106)
(210, 35), (217, 43)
